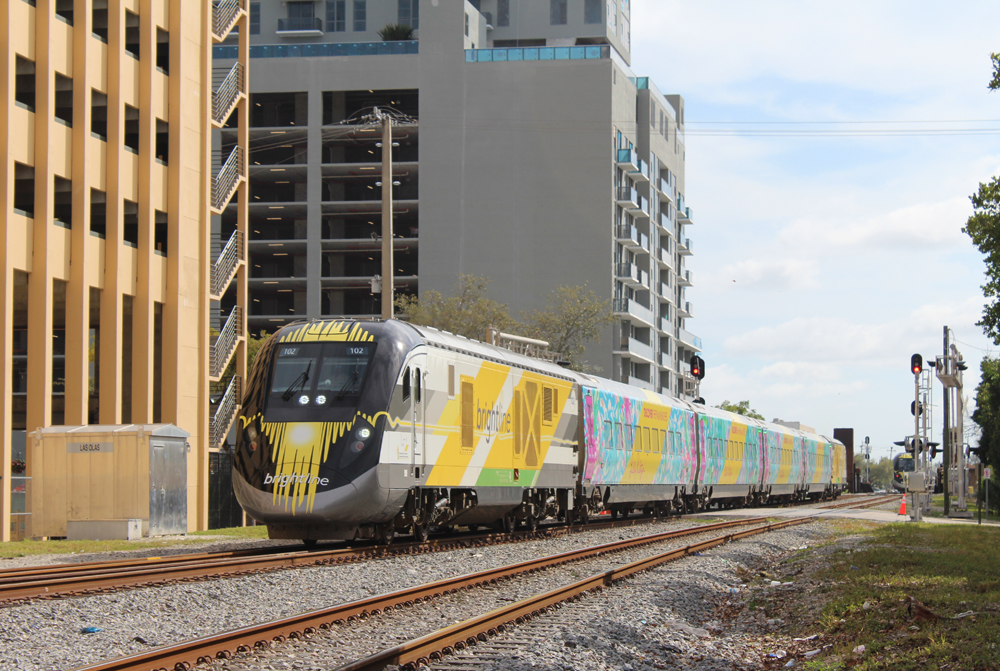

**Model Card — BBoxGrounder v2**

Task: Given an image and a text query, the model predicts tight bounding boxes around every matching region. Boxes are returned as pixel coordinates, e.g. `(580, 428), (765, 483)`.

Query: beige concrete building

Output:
(0, 0), (249, 541)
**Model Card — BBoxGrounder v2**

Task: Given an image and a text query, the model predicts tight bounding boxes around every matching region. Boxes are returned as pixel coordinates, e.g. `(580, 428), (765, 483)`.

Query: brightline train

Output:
(233, 319), (847, 544)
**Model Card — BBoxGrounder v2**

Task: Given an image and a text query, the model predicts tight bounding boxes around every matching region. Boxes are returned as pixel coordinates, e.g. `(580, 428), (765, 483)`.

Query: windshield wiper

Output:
(281, 361), (312, 401)
(336, 370), (359, 401)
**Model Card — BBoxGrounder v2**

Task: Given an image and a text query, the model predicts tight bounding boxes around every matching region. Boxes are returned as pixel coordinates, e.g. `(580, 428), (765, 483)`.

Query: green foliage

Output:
(990, 52), (1000, 90)
(854, 453), (894, 489)
(395, 275), (614, 372)
(963, 177), (1000, 343)
(520, 284), (616, 372)
(715, 399), (765, 420)
(971, 356), (1000, 472)
(378, 23), (415, 41)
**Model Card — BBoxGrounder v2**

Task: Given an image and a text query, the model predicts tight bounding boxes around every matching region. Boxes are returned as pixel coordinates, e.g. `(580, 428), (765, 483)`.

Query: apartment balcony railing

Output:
(678, 236), (692, 255)
(629, 158), (650, 183)
(679, 205), (693, 224)
(637, 231), (650, 253)
(212, 62), (244, 127)
(211, 146), (244, 213)
(660, 349), (672, 369)
(660, 315), (671, 332)
(616, 146), (639, 170)
(613, 297), (654, 327)
(677, 327), (703, 352)
(615, 223), (639, 246)
(277, 17), (324, 34)
(678, 301), (692, 318)
(619, 336), (654, 363)
(658, 176), (674, 203)
(210, 375), (242, 449)
(678, 269), (693, 286)
(210, 306), (243, 380)
(616, 185), (638, 207)
(211, 230), (244, 298)
(212, 0), (246, 42)
(658, 246), (673, 271)
(659, 210), (672, 233)
(614, 262), (641, 286)
(628, 375), (655, 391)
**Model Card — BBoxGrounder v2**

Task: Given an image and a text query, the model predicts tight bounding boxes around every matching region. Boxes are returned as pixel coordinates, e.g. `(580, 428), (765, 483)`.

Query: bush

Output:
(378, 23), (415, 41)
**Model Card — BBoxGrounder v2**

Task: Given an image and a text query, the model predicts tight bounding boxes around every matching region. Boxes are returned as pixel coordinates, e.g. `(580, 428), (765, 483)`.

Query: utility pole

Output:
(375, 107), (394, 320)
(943, 327), (950, 516)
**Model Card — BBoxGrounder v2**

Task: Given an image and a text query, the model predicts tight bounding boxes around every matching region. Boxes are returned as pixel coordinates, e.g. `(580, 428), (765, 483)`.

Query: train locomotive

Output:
(233, 319), (847, 544)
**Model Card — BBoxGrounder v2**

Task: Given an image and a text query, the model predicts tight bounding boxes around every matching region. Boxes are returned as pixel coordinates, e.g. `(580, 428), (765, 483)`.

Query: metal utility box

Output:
(29, 424), (190, 538)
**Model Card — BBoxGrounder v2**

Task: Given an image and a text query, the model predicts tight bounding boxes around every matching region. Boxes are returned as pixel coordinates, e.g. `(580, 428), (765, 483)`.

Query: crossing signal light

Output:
(911, 401), (923, 416)
(911, 353), (922, 375)
(690, 355), (705, 380)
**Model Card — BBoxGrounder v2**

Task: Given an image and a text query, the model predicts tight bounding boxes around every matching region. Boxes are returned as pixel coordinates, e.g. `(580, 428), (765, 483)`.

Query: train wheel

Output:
(609, 508), (619, 520)
(577, 505), (590, 525)
(526, 515), (539, 532)
(375, 523), (394, 547)
(468, 524), (480, 533)
(302, 539), (317, 549)
(412, 521), (430, 543)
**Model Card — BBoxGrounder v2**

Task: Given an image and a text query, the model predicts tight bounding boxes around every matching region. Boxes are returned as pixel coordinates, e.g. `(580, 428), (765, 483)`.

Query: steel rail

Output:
(818, 493), (899, 510)
(67, 518), (768, 671)
(334, 517), (814, 671)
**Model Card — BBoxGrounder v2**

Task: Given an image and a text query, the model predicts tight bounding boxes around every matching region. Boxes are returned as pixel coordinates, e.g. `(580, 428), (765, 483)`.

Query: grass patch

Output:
(0, 526), (269, 559)
(790, 523), (1000, 670)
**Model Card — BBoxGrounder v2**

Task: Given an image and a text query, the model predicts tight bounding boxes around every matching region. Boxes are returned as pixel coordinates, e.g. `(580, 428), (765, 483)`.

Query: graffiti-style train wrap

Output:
(233, 319), (847, 543)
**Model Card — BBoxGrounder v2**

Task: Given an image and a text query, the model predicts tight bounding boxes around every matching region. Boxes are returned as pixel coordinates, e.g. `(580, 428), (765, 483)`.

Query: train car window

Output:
(604, 420), (612, 447)
(415, 368), (422, 403)
(614, 422), (622, 450)
(513, 390), (523, 455)
(643, 427), (650, 452)
(461, 379), (474, 448)
(402, 366), (411, 401)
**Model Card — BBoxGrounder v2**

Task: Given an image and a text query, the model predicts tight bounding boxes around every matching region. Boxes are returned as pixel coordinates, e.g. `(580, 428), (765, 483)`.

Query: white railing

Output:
(210, 306), (243, 379)
(487, 328), (562, 363)
(211, 146), (244, 212)
(210, 375), (242, 449)
(211, 230), (244, 297)
(212, 63), (244, 126)
(213, 0), (246, 41)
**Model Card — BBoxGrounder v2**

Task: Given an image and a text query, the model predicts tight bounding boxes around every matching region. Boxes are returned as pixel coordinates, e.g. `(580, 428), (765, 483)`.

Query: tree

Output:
(395, 274), (516, 341)
(715, 400), (765, 420)
(966, 55), (1000, 343)
(970, 356), (1000, 471)
(395, 275), (614, 372)
(520, 284), (615, 372)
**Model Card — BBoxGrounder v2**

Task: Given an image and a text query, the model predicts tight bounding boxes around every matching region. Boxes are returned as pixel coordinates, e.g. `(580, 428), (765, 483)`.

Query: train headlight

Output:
(247, 425), (258, 441)
(297, 395), (310, 406)
(355, 427), (372, 441)
(315, 395), (327, 405)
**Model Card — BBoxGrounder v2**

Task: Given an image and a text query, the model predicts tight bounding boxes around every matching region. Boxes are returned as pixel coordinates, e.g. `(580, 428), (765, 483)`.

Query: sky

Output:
(630, 0), (1000, 460)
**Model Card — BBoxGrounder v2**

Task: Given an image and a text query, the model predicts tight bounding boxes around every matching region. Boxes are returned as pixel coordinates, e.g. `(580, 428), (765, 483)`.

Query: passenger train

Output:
(233, 319), (847, 544)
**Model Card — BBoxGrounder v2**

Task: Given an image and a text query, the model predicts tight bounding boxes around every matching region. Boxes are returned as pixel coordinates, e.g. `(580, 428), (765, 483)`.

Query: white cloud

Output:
(711, 257), (819, 291)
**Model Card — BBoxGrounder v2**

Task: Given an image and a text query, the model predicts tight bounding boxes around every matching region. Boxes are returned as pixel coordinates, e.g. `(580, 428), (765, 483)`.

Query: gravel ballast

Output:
(0, 516), (852, 671)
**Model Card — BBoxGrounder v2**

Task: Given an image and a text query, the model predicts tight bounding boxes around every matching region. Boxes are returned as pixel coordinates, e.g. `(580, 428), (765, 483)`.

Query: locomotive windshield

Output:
(266, 341), (376, 417)
(894, 455), (915, 472)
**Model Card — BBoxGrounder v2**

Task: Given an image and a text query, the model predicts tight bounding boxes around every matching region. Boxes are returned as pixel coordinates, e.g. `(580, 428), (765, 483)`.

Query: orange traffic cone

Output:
(898, 496), (907, 516)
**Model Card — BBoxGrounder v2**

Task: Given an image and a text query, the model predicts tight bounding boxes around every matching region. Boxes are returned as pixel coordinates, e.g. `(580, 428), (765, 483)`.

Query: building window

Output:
(123, 200), (139, 247)
(585, 0), (601, 24)
(90, 189), (107, 238)
(550, 0), (567, 25)
(398, 0), (418, 29)
(285, 1), (317, 31)
(326, 0), (345, 32)
(54, 73), (73, 126)
(55, 0), (73, 24)
(497, 0), (509, 26)
(464, 12), (469, 36)
(250, 2), (261, 34)
(124, 104), (139, 153)
(608, 0), (617, 30)
(92, 2), (108, 42)
(53, 176), (73, 227)
(13, 163), (34, 218)
(156, 28), (169, 73)
(125, 10), (140, 59)
(156, 119), (169, 164)
(155, 210), (168, 255)
(650, 100), (655, 128)
(14, 56), (34, 111)
(353, 0), (366, 31)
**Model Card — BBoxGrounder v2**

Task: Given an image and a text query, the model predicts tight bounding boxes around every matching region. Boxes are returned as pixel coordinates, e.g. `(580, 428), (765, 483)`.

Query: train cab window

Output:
(402, 366), (411, 401)
(415, 368), (421, 403)
(267, 341), (376, 418)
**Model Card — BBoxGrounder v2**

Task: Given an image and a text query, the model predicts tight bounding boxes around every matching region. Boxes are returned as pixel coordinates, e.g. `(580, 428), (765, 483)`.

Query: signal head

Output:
(910, 353), (923, 375)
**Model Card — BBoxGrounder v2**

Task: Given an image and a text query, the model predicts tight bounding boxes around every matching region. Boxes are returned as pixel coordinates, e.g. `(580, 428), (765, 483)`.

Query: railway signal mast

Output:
(907, 354), (936, 520)
(936, 326), (969, 517)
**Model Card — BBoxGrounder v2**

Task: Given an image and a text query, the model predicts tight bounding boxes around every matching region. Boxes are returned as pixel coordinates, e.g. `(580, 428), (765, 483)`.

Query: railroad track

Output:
(0, 516), (669, 605)
(67, 517), (784, 671)
(817, 493), (899, 510)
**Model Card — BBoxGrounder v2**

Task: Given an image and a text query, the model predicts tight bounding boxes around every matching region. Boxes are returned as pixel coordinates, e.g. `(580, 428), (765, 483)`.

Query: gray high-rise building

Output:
(215, 0), (701, 396)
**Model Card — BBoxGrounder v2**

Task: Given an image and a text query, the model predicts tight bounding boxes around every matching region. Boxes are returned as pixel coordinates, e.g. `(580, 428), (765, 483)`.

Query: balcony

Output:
(657, 246), (673, 271)
(276, 17), (324, 36)
(615, 223), (639, 247)
(614, 262), (641, 287)
(678, 269), (693, 287)
(660, 315), (672, 332)
(659, 210), (673, 233)
(679, 205), (693, 224)
(616, 146), (639, 170)
(678, 327), (702, 352)
(678, 301), (692, 318)
(678, 236), (692, 255)
(628, 375), (655, 392)
(657, 176), (674, 203)
(616, 185), (638, 209)
(613, 297), (655, 327)
(617, 336), (654, 363)
(659, 349), (672, 369)
(629, 195), (650, 219)
(628, 158), (649, 184)
(634, 231), (650, 255)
